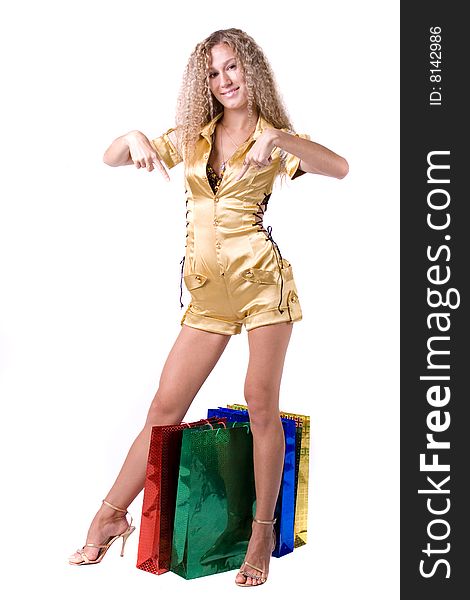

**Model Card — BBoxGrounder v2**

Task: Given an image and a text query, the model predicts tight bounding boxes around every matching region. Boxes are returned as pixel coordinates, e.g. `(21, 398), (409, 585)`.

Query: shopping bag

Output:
(228, 403), (310, 547)
(170, 421), (256, 579)
(136, 417), (226, 575)
(208, 406), (296, 557)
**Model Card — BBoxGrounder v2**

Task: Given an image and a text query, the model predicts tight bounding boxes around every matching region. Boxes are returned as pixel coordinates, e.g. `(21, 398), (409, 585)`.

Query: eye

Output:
(208, 72), (217, 79)
(228, 64), (236, 70)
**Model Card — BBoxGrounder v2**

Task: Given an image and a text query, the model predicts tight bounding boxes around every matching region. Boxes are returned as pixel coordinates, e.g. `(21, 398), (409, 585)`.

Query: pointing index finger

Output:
(153, 157), (170, 182)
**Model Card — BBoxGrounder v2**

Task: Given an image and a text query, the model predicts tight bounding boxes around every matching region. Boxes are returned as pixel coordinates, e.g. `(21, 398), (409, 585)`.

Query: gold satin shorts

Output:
(180, 256), (302, 336)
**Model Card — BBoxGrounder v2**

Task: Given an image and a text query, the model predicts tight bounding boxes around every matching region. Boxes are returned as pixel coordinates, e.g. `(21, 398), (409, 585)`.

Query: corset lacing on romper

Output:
(179, 256), (185, 308)
(252, 192), (284, 314)
(179, 193), (191, 309)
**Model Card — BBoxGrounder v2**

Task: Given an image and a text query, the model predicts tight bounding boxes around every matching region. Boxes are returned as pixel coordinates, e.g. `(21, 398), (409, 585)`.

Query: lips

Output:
(221, 87), (239, 96)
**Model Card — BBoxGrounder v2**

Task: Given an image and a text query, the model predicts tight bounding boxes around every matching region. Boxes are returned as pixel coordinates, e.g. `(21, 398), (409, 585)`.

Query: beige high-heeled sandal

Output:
(235, 517), (277, 587)
(68, 499), (136, 566)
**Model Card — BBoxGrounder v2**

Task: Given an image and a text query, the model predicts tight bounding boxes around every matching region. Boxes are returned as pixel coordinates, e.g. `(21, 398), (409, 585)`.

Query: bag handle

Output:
(200, 418), (227, 429)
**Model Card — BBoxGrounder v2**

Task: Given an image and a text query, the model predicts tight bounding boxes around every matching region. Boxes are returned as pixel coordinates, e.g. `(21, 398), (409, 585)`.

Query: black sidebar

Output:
(401, 4), (468, 599)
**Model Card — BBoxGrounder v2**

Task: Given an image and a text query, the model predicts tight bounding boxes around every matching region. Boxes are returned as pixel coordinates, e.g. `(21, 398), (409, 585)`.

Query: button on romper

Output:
(150, 112), (310, 336)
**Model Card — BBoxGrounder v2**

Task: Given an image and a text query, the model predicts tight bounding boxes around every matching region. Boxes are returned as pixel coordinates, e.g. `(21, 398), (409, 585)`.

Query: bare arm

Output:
(103, 130), (170, 181)
(236, 128), (349, 181)
(103, 132), (134, 166)
(272, 130), (349, 179)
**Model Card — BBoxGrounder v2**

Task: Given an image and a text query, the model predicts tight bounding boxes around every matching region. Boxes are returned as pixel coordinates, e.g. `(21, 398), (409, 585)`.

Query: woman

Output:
(68, 28), (348, 586)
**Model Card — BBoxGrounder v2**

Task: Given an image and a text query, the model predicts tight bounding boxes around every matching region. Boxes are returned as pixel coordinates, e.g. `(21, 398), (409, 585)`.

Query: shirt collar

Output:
(200, 112), (270, 144)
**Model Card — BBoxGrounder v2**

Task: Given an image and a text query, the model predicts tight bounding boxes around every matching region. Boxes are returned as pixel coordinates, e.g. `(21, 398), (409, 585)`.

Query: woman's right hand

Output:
(125, 131), (170, 181)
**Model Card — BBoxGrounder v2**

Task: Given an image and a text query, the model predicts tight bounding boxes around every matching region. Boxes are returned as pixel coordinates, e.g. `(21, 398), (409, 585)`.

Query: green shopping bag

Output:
(170, 421), (256, 579)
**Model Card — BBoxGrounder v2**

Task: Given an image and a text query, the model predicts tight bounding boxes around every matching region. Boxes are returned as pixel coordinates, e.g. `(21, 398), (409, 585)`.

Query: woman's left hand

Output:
(235, 129), (278, 181)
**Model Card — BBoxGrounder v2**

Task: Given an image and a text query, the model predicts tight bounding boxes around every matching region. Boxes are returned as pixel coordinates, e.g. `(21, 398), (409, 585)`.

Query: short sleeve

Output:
(150, 127), (183, 169)
(284, 132), (311, 179)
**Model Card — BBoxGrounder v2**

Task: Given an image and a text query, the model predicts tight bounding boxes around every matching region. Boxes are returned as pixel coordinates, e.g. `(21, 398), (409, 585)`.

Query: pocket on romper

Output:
(240, 267), (279, 285)
(280, 258), (294, 282)
(183, 273), (208, 291)
(240, 258), (295, 285)
(286, 288), (302, 320)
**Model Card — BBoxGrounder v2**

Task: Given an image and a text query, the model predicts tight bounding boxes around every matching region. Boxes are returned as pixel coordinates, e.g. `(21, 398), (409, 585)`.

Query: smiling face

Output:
(207, 43), (248, 110)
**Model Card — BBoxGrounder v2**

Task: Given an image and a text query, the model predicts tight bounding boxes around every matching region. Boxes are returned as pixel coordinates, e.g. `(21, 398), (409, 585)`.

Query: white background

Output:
(0, 1), (399, 598)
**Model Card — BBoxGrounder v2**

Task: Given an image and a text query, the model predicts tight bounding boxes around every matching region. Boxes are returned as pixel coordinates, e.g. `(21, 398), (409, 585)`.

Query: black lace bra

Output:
(206, 163), (225, 194)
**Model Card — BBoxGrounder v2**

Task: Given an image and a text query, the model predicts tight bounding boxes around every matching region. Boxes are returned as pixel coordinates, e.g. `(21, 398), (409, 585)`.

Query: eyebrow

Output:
(208, 57), (237, 71)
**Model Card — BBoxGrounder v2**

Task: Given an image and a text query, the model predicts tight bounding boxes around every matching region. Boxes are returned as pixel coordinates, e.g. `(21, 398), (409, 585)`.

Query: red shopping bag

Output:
(136, 417), (226, 575)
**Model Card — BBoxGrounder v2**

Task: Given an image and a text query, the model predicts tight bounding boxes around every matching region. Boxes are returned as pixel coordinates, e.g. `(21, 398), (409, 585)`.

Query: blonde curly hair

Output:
(173, 28), (295, 179)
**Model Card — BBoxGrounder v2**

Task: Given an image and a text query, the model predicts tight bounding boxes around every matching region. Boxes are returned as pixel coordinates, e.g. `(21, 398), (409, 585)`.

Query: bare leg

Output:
(69, 324), (231, 563)
(235, 322), (293, 586)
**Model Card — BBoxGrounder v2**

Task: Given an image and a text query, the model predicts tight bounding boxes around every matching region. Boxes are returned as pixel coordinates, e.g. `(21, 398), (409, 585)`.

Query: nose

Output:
(220, 70), (232, 88)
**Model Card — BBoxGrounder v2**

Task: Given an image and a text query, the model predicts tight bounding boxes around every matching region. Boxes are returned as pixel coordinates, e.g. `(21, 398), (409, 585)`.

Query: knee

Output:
(244, 380), (277, 408)
(248, 410), (284, 437)
(144, 389), (185, 427)
(244, 382), (280, 430)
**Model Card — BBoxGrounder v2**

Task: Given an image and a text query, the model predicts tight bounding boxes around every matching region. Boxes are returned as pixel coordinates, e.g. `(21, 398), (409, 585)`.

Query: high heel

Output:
(68, 499), (136, 566)
(235, 517), (277, 587)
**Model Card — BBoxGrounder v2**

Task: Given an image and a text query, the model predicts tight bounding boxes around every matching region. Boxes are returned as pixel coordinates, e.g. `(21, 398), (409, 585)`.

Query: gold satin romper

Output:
(151, 112), (310, 336)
